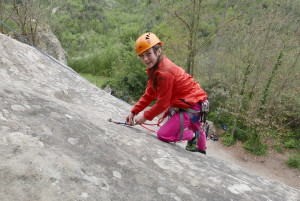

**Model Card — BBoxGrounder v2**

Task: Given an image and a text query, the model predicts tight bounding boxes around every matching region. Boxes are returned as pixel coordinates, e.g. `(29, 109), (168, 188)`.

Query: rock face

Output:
(0, 33), (299, 201)
(35, 25), (67, 64)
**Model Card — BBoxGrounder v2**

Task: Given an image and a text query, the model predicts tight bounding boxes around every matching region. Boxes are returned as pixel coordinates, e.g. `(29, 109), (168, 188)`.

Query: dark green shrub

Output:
(243, 133), (268, 156)
(233, 127), (249, 142)
(272, 140), (284, 154)
(111, 51), (147, 100)
(286, 152), (300, 170)
(221, 133), (235, 146)
(79, 73), (110, 89)
(283, 139), (297, 149)
(69, 47), (119, 77)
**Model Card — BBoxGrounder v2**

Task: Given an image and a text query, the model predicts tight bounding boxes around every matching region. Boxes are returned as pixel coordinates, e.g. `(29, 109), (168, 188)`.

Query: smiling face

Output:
(139, 47), (161, 69)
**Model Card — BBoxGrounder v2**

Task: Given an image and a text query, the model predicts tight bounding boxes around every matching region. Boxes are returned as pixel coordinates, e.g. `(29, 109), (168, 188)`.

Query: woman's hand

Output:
(126, 113), (135, 126)
(135, 115), (146, 125)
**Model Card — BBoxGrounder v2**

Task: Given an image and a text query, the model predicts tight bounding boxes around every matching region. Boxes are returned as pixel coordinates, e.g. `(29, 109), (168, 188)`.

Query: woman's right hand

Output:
(126, 113), (135, 126)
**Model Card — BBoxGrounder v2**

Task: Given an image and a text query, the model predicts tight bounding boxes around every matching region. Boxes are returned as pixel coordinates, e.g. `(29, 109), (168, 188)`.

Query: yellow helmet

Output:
(135, 32), (163, 55)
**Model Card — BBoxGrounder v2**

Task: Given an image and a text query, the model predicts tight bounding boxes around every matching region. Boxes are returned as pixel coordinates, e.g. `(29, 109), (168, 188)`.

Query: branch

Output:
(157, 0), (191, 31)
(174, 10), (191, 31)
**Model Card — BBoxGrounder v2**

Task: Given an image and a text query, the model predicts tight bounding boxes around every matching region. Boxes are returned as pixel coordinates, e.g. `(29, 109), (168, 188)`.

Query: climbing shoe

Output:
(185, 131), (199, 152)
(198, 150), (206, 155)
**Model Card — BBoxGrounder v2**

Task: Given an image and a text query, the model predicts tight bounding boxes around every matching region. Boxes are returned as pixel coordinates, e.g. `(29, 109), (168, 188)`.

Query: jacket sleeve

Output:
(144, 71), (174, 120)
(131, 85), (156, 115)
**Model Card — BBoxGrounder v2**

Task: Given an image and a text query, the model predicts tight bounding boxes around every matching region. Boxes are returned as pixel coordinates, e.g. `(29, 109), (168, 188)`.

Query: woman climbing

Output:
(126, 32), (208, 154)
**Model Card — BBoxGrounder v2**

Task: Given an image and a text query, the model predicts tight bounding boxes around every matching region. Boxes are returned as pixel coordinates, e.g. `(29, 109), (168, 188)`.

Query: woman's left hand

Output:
(135, 115), (147, 125)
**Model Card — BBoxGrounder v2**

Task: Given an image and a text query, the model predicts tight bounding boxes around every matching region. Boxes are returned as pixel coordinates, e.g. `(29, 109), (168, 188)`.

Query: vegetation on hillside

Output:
(1, 0), (299, 169)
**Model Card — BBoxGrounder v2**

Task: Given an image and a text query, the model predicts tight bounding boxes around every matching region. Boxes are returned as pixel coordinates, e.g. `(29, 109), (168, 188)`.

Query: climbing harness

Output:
(178, 100), (209, 141)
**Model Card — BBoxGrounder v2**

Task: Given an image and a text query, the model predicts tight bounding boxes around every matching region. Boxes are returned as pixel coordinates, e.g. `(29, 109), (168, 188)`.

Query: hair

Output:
(151, 43), (164, 91)
(152, 44), (162, 55)
(151, 44), (164, 68)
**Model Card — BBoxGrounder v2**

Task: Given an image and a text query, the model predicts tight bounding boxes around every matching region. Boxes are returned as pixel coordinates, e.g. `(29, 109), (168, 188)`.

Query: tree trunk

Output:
(186, 0), (202, 75)
(260, 51), (284, 113)
(208, 0), (230, 80)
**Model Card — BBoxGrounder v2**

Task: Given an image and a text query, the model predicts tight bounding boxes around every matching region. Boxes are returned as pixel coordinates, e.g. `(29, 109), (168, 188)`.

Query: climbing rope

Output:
(139, 124), (158, 133)
(107, 118), (159, 133)
(107, 110), (172, 133)
(107, 117), (189, 144)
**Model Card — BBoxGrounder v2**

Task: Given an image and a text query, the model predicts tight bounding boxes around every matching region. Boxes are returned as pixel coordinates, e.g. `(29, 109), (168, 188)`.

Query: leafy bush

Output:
(243, 133), (268, 156)
(69, 46), (119, 77)
(232, 127), (249, 142)
(283, 139), (298, 149)
(286, 152), (300, 170)
(202, 74), (230, 112)
(272, 140), (284, 154)
(80, 73), (110, 89)
(104, 46), (147, 100)
(221, 133), (235, 146)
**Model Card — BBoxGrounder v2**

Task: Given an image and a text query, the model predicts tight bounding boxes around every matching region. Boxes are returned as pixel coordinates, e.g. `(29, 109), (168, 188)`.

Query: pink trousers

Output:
(157, 103), (206, 151)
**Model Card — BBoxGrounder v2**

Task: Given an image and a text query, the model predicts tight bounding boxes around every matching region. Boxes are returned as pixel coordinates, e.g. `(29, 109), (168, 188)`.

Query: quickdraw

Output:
(107, 118), (160, 133)
(108, 100), (209, 141)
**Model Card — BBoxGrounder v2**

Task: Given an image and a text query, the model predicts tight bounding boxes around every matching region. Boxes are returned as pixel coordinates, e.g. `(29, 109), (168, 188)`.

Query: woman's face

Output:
(139, 47), (161, 69)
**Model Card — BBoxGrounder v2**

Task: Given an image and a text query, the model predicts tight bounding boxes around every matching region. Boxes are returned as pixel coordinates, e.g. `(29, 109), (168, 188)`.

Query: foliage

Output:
(69, 44), (120, 77)
(221, 132), (235, 146)
(272, 140), (284, 154)
(283, 139), (298, 149)
(232, 127), (249, 142)
(111, 51), (148, 100)
(0, 0), (45, 44)
(80, 73), (110, 89)
(243, 133), (268, 156)
(286, 151), (300, 170)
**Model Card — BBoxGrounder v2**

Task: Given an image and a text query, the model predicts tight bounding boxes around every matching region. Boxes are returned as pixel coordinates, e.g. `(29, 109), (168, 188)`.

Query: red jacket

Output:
(131, 56), (207, 121)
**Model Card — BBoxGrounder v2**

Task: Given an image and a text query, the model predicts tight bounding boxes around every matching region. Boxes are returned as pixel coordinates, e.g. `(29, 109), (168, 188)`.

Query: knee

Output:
(157, 129), (164, 140)
(157, 129), (168, 141)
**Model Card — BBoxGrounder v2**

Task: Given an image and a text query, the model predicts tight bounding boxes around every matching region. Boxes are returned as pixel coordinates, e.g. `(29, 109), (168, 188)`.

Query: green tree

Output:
(157, 0), (204, 75)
